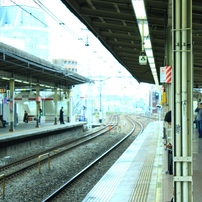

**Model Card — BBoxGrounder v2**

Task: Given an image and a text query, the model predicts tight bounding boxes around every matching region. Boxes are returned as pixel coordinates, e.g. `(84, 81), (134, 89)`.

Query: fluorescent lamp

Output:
(132, 0), (147, 19)
(145, 49), (153, 57)
(22, 81), (29, 84)
(131, 0), (159, 86)
(151, 68), (157, 73)
(154, 77), (159, 86)
(14, 79), (22, 82)
(2, 77), (10, 80)
(144, 38), (152, 48)
(150, 65), (156, 70)
(148, 57), (155, 64)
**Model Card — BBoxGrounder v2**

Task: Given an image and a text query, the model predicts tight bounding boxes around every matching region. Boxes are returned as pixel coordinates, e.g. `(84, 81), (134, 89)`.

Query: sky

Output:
(40, 0), (132, 76)
(0, 0), (152, 102)
(39, 0), (153, 101)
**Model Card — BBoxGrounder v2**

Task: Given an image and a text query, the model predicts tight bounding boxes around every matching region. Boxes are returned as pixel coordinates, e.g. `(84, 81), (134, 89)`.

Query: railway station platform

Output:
(82, 121), (201, 202)
(0, 120), (88, 165)
(0, 121), (86, 141)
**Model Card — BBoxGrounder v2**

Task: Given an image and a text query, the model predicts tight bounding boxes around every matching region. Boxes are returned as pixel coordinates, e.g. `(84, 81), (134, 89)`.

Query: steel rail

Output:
(42, 115), (143, 202)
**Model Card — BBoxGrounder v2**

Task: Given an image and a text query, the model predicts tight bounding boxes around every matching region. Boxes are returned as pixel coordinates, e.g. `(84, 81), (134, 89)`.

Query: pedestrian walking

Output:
(59, 107), (65, 124)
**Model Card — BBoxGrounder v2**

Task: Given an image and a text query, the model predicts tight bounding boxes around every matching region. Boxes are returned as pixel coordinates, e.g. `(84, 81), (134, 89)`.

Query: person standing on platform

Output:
(23, 111), (28, 123)
(0, 115), (6, 127)
(39, 107), (42, 123)
(164, 110), (173, 175)
(59, 107), (65, 124)
(164, 110), (171, 125)
(194, 105), (200, 129)
(196, 102), (202, 138)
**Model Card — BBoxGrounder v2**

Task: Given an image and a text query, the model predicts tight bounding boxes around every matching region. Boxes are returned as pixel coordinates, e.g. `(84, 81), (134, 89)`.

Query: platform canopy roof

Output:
(0, 42), (91, 90)
(61, 0), (202, 88)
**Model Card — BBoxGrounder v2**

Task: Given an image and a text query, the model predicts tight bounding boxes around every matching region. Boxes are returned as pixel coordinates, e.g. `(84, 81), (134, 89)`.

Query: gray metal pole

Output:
(172, 0), (193, 201)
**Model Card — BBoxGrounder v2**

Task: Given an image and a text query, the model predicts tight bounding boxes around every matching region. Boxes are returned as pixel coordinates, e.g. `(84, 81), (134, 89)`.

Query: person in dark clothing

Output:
(196, 102), (202, 138)
(59, 107), (65, 124)
(164, 110), (173, 175)
(23, 111), (28, 123)
(39, 107), (42, 123)
(0, 115), (6, 127)
(194, 106), (200, 129)
(164, 110), (171, 125)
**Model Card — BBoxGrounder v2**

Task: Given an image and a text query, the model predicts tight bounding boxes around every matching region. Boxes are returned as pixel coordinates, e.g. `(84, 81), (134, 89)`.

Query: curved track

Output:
(42, 115), (144, 202)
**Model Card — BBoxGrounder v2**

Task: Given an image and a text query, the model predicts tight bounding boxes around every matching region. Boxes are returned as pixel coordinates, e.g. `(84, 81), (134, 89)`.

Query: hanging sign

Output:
(139, 55), (147, 65)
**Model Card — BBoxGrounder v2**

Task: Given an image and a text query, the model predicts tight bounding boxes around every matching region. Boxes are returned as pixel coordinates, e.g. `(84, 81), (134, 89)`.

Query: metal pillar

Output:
(172, 0), (193, 201)
(9, 79), (14, 132)
(35, 85), (40, 128)
(67, 87), (72, 123)
(87, 83), (93, 129)
(164, 0), (173, 175)
(53, 88), (58, 125)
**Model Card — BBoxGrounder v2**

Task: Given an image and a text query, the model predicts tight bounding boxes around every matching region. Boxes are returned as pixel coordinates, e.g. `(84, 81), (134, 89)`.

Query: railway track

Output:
(0, 114), (150, 201)
(0, 115), (118, 178)
(42, 115), (144, 202)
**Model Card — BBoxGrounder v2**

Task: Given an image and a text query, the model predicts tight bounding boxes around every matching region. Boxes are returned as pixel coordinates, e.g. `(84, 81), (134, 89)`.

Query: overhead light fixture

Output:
(131, 0), (159, 86)
(22, 81), (29, 84)
(14, 79), (22, 83)
(138, 20), (147, 65)
(150, 64), (156, 69)
(131, 0), (147, 19)
(145, 49), (153, 57)
(1, 77), (10, 80)
(144, 38), (152, 48)
(148, 57), (155, 64)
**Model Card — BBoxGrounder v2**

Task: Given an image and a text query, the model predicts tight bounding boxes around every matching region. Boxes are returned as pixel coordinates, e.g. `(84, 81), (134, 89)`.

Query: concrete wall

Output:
(0, 125), (84, 165)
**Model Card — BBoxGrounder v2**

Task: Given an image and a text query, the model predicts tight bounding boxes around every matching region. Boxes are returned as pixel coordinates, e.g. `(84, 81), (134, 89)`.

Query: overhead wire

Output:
(33, 0), (109, 57)
(8, 0), (81, 41)
(9, 0), (48, 27)
(33, 0), (80, 39)
(8, 0), (112, 65)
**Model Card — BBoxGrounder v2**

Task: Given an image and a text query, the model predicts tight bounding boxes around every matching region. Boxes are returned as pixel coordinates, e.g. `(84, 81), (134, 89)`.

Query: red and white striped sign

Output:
(166, 66), (172, 83)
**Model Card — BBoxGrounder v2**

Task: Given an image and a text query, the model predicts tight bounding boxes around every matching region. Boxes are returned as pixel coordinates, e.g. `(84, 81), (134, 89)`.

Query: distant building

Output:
(52, 58), (78, 73)
(0, 0), (51, 61)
